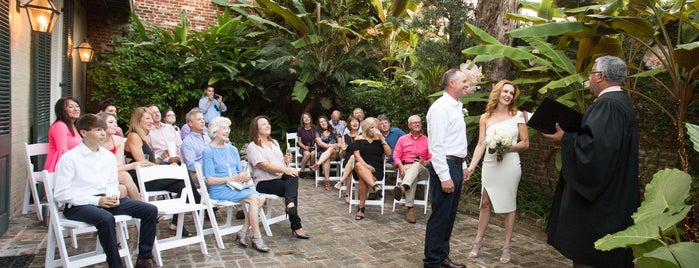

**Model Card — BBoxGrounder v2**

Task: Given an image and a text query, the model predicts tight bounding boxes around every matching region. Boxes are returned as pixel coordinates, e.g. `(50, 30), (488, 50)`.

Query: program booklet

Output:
(527, 98), (583, 134)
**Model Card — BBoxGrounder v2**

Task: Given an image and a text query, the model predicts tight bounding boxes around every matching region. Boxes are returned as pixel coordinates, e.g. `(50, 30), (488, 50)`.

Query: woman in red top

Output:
(44, 97), (82, 172)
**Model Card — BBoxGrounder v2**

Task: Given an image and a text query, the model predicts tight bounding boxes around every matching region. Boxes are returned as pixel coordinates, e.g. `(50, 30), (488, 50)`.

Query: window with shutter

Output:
(32, 32), (52, 144)
(61, 0), (73, 97)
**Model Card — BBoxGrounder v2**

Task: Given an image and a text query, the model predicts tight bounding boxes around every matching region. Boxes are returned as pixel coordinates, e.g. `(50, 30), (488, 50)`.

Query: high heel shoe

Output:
(292, 229), (310, 239)
(251, 237), (270, 253)
(372, 184), (383, 199)
(355, 207), (365, 220)
(235, 231), (249, 248)
(468, 241), (483, 258)
(325, 180), (332, 191)
(499, 246), (512, 264)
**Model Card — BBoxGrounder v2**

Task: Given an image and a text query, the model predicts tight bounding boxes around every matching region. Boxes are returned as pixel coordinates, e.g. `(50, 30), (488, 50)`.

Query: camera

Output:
(214, 94), (221, 99)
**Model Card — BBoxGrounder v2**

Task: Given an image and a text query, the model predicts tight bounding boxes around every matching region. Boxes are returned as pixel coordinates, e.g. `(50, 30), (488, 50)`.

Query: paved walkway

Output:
(0, 177), (571, 267)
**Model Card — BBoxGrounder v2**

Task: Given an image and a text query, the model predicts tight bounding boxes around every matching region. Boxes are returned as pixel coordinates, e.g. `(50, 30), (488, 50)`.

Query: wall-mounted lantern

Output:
(17, 0), (61, 33)
(76, 40), (94, 63)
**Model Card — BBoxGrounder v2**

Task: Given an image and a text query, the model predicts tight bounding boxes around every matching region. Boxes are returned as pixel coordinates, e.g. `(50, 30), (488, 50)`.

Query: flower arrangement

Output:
(485, 130), (514, 162)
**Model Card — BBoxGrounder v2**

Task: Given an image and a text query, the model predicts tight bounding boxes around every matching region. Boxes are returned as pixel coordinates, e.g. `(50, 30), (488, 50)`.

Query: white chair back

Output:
(22, 142), (49, 221)
(193, 162), (244, 249)
(285, 132), (300, 168)
(135, 164), (208, 266)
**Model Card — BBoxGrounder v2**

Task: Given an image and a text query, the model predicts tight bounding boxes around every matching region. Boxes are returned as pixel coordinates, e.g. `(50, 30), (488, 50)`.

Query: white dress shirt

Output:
(149, 123), (183, 162)
(427, 94), (469, 181)
(54, 142), (120, 206)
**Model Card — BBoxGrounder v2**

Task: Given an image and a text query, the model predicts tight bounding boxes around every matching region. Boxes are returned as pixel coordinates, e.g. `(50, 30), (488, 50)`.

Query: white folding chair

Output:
(193, 163), (245, 249)
(42, 171), (134, 268)
(257, 193), (287, 237)
(314, 146), (343, 187)
(136, 164), (208, 266)
(392, 169), (430, 214)
(285, 132), (301, 169)
(22, 143), (49, 221)
(348, 159), (387, 214)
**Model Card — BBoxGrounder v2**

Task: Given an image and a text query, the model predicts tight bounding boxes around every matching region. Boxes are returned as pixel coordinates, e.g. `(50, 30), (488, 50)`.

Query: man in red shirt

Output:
(392, 115), (431, 223)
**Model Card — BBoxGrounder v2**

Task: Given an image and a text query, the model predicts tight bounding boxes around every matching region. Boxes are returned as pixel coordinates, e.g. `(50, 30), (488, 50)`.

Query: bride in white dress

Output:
(465, 80), (530, 264)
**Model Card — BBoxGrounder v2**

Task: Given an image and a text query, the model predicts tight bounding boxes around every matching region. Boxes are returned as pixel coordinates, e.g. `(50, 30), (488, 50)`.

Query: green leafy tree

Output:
(89, 12), (263, 121)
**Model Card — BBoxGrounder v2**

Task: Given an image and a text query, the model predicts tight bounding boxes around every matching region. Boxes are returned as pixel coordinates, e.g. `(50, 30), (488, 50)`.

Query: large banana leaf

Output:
(522, 36), (575, 74)
(686, 122), (699, 152)
(674, 42), (699, 75)
(632, 169), (691, 223)
(255, 0), (309, 35)
(463, 45), (536, 62)
(507, 22), (589, 38)
(538, 73), (588, 94)
(642, 242), (699, 268)
(595, 168), (692, 251)
(464, 21), (502, 45)
(587, 15), (656, 40)
(538, 0), (555, 20)
(505, 13), (548, 24)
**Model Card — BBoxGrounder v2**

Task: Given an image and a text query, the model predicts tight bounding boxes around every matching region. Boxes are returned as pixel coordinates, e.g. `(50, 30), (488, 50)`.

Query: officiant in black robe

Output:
(542, 55), (639, 268)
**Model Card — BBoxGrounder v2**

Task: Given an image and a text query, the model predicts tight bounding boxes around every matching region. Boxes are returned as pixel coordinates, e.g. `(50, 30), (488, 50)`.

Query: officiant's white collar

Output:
(598, 86), (622, 97)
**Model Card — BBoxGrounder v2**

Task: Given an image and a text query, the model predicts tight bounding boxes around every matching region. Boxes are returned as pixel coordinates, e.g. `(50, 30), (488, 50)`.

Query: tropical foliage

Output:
(595, 168), (697, 268)
(89, 12), (263, 122)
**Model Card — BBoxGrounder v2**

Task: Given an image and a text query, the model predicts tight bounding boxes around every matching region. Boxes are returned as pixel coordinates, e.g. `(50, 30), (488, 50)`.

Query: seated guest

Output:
(392, 115), (431, 223)
(329, 110), (348, 136)
(124, 107), (200, 237)
(181, 108), (210, 183)
(310, 116), (344, 191)
(296, 112), (316, 177)
(377, 114), (406, 169)
(45, 97), (82, 172)
(335, 116), (361, 203)
(97, 112), (153, 200)
(352, 117), (391, 220)
(147, 105), (182, 165)
(97, 100), (123, 137)
(246, 115), (310, 239)
(202, 117), (269, 252)
(163, 108), (180, 135)
(54, 113), (160, 268)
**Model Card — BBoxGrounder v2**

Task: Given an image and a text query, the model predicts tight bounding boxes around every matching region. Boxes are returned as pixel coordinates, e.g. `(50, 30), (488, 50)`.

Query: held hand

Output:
(541, 123), (564, 145)
(463, 168), (472, 182)
(398, 166), (406, 178)
(168, 156), (180, 164)
(441, 179), (455, 193)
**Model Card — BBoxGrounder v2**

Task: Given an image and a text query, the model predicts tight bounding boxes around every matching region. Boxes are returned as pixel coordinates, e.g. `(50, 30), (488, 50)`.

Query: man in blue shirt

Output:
(181, 108), (210, 183)
(377, 114), (405, 168)
(198, 86), (227, 124)
(329, 110), (348, 135)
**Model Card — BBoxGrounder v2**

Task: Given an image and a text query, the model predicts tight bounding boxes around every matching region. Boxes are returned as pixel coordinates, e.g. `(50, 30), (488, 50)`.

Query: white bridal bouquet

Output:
(485, 130), (514, 162)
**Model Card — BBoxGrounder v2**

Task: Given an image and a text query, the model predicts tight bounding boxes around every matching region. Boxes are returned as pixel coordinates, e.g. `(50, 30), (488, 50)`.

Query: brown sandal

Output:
(324, 180), (332, 191)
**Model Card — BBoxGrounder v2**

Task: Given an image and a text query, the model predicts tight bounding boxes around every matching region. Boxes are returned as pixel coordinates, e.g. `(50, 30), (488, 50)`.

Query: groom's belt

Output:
(446, 155), (465, 163)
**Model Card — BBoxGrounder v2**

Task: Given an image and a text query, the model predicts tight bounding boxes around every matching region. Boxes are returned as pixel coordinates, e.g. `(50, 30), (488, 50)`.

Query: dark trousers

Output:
(63, 198), (158, 268)
(423, 160), (463, 267)
(256, 174), (302, 231)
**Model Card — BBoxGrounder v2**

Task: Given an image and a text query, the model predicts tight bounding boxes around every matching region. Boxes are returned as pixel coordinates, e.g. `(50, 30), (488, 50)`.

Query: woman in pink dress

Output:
(44, 97), (82, 172)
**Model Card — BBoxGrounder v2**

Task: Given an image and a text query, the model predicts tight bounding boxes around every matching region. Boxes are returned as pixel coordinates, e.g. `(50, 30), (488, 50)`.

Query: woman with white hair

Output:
(202, 117), (269, 252)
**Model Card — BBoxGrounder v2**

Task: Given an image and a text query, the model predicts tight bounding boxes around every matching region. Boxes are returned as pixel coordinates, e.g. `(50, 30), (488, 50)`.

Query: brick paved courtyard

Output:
(0, 177), (571, 267)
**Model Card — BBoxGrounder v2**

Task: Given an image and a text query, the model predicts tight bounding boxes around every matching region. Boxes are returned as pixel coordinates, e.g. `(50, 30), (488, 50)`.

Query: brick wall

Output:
(133, 0), (228, 31)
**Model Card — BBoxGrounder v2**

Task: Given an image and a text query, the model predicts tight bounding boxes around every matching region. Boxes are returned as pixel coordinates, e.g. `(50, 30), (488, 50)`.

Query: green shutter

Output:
(32, 32), (52, 144)
(0, 0), (12, 236)
(61, 0), (73, 97)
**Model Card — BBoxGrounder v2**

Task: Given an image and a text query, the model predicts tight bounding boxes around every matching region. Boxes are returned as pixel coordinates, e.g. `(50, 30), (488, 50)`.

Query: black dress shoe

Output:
(135, 257), (161, 268)
(440, 257), (466, 268)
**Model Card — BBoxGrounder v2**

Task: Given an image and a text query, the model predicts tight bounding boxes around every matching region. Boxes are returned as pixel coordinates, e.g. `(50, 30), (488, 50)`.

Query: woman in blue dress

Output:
(202, 117), (269, 252)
